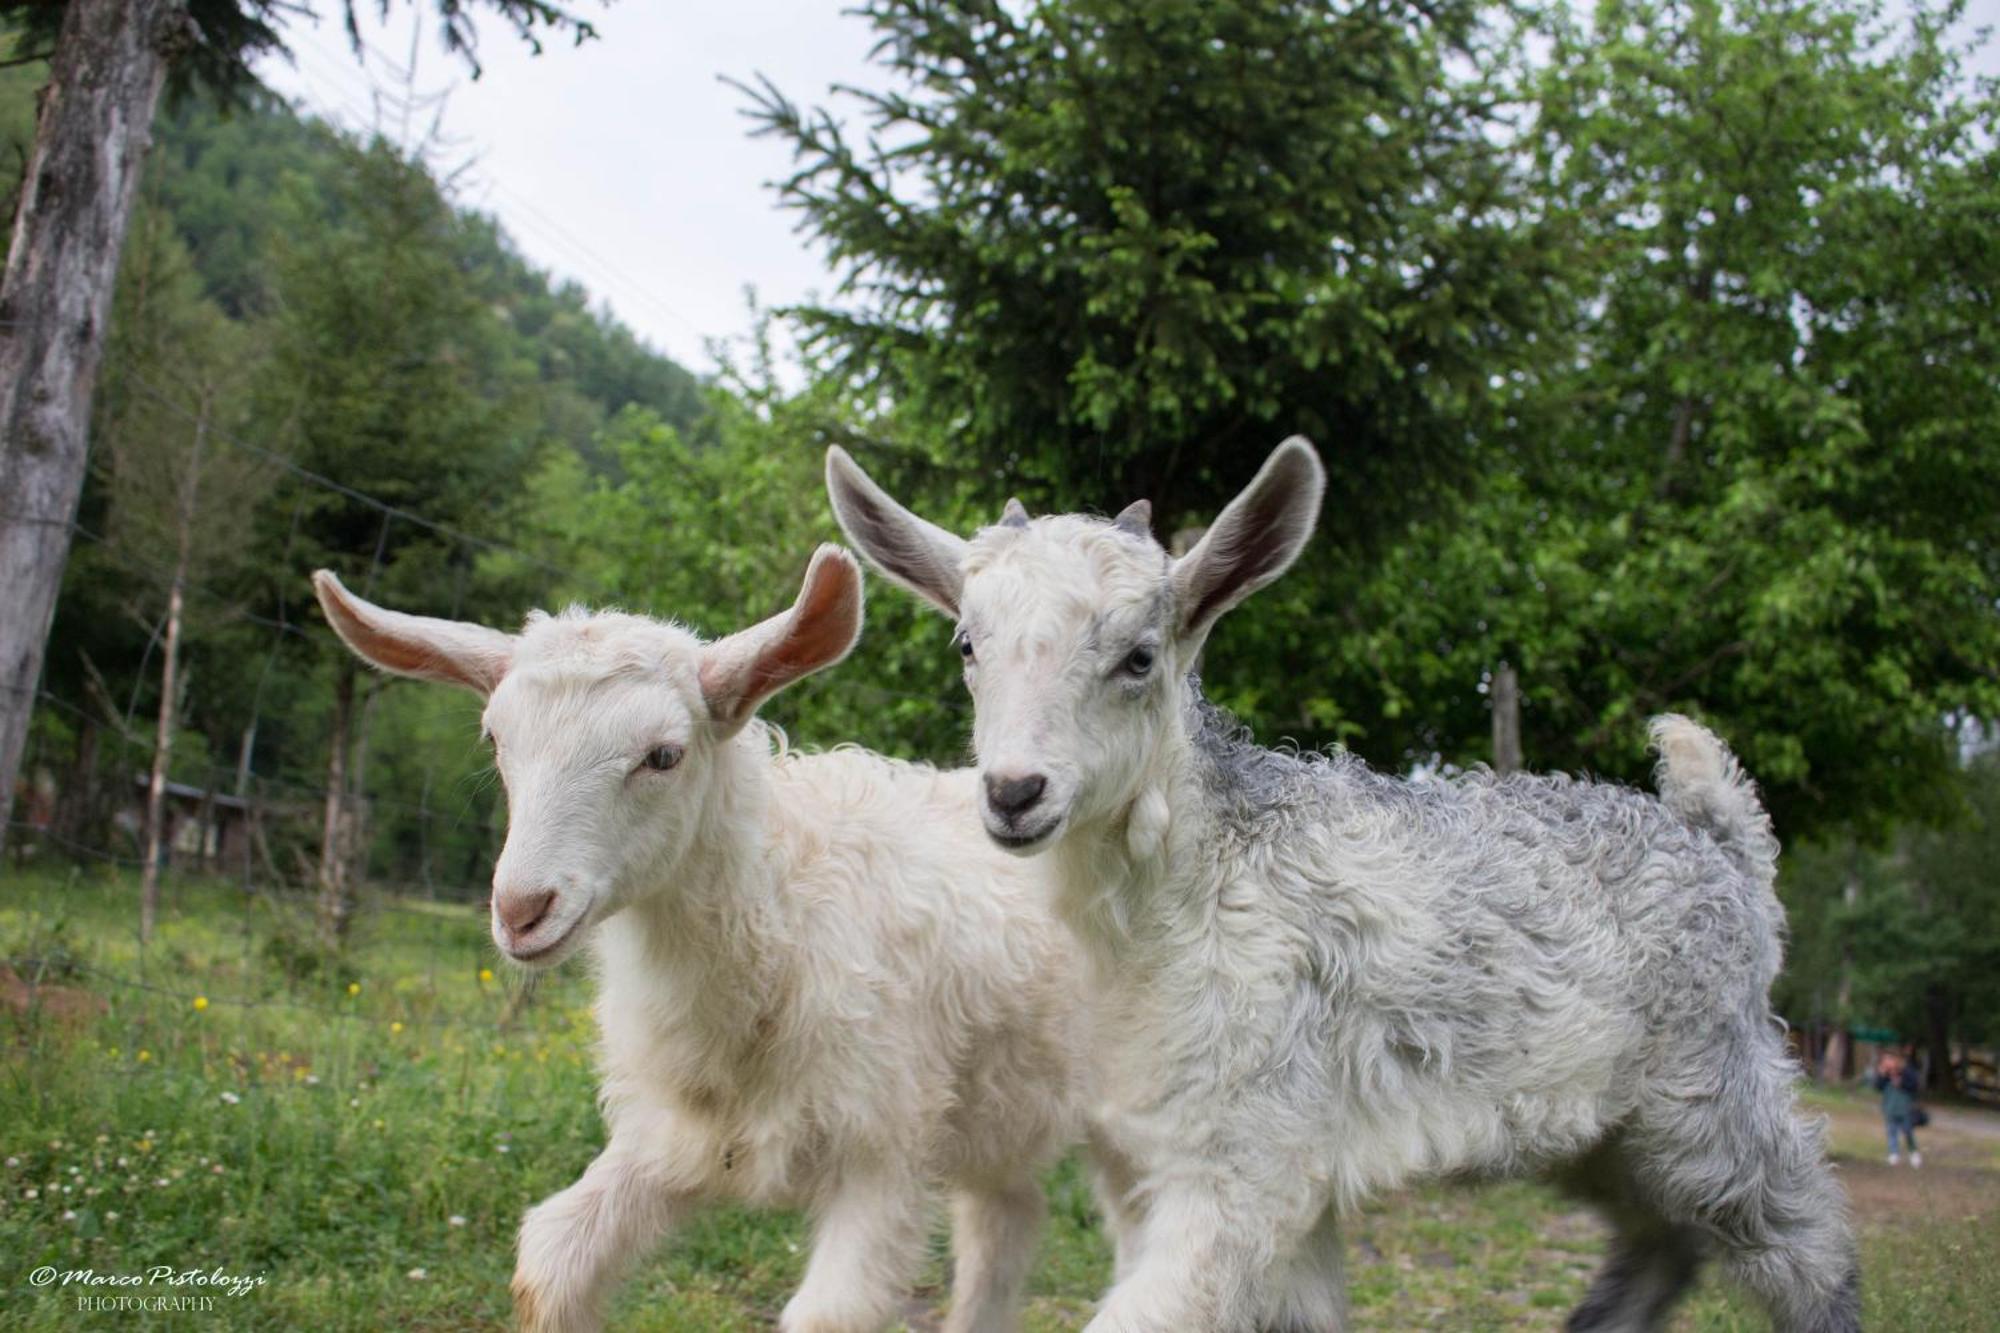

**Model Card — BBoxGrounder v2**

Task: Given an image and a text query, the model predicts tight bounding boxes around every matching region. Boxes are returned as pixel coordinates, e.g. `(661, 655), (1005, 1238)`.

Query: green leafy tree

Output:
(1780, 743), (2000, 1091)
(254, 136), (541, 941)
(89, 206), (272, 938)
(512, 319), (983, 766)
(742, 0), (1566, 532)
(1321, 0), (2000, 838)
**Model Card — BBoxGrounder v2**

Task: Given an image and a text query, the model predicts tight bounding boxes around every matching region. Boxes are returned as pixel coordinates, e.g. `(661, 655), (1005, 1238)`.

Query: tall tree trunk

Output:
(233, 719), (255, 798)
(1491, 663), (1522, 775)
(345, 679), (384, 887)
(136, 568), (183, 943)
(137, 394), (203, 942)
(1819, 846), (1863, 1081)
(1922, 983), (1955, 1097)
(316, 659), (356, 947)
(0, 0), (189, 858)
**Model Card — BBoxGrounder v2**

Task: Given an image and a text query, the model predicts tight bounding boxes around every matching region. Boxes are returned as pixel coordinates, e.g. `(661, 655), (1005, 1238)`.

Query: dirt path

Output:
(1824, 1093), (2000, 1229)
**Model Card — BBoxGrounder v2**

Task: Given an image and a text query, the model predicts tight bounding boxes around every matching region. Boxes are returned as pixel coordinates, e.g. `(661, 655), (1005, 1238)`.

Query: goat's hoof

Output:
(511, 1274), (594, 1333)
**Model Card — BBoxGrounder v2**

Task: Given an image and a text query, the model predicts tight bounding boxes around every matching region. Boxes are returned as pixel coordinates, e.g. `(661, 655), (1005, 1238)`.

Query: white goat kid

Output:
(827, 443), (1859, 1333)
(311, 547), (1086, 1333)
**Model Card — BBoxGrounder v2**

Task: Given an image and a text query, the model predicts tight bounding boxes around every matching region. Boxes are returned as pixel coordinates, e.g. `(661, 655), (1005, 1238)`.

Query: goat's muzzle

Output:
(492, 888), (578, 963)
(980, 769), (1065, 855)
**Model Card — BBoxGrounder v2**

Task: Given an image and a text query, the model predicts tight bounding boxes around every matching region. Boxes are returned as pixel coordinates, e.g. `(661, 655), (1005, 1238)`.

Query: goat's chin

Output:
(497, 914), (591, 971)
(984, 814), (1065, 857)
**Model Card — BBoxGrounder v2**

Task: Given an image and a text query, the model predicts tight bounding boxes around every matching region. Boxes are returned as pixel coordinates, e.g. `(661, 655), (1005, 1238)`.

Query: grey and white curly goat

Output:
(826, 437), (1858, 1333)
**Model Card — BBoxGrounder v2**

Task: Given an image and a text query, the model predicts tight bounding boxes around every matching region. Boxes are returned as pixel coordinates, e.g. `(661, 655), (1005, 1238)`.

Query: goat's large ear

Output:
(312, 570), (513, 696)
(825, 446), (966, 617)
(699, 545), (864, 736)
(1170, 437), (1325, 647)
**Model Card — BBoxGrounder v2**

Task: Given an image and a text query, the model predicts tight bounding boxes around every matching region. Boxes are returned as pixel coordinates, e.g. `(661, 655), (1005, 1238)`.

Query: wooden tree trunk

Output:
(136, 570), (183, 943)
(316, 660), (356, 947)
(137, 400), (203, 942)
(345, 680), (384, 888)
(1922, 984), (1955, 1096)
(1491, 663), (1522, 776)
(0, 0), (189, 859)
(1819, 849), (1863, 1081)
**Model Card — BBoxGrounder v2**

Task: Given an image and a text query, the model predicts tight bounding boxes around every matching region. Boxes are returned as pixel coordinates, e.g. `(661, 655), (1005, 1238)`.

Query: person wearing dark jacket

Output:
(1870, 1050), (1923, 1167)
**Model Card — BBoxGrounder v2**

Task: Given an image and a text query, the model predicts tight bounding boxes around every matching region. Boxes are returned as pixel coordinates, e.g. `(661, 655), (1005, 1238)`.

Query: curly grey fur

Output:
(1176, 686), (1857, 1332)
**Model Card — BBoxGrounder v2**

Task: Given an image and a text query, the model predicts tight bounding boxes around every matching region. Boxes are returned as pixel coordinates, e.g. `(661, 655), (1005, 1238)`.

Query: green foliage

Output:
(90, 206), (276, 624)
(742, 0), (1568, 534)
(737, 0), (2000, 844)
(1313, 0), (2000, 837)
(510, 326), (982, 765)
(1780, 745), (2000, 1049)
(257, 135), (529, 600)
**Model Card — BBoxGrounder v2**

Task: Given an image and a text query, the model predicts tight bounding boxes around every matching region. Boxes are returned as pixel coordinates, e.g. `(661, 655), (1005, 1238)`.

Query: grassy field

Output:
(3, 867), (1996, 1330)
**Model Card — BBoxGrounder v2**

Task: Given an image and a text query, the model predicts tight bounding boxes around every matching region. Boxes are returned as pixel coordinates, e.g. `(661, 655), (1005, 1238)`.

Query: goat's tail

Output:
(1649, 714), (1780, 887)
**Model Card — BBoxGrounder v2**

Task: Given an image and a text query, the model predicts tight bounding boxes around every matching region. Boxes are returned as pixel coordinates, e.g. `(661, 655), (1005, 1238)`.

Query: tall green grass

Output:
(3, 867), (1993, 1329)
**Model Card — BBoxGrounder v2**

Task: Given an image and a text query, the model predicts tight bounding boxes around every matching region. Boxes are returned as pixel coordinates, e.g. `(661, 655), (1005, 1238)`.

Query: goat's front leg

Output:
(942, 1174), (1046, 1333)
(1261, 1205), (1347, 1333)
(513, 1147), (694, 1333)
(1085, 1120), (1149, 1283)
(780, 1165), (930, 1333)
(1084, 1179), (1326, 1333)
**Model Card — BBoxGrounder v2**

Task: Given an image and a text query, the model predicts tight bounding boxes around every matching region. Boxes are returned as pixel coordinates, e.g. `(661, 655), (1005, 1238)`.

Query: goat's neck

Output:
(1050, 712), (1216, 967)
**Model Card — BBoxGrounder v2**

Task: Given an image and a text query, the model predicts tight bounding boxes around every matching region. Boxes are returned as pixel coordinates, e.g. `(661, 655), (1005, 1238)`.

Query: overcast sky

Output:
(255, 2), (2000, 381)
(256, 3), (882, 377)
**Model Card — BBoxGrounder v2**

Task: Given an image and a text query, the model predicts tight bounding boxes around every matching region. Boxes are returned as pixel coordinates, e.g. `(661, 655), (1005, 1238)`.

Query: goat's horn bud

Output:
(1113, 499), (1152, 538)
(1000, 497), (1030, 529)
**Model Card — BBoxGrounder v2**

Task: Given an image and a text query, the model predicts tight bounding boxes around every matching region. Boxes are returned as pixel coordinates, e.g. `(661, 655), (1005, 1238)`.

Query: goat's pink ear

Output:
(311, 570), (513, 696)
(698, 545), (864, 736)
(825, 446), (966, 616)
(1171, 437), (1325, 646)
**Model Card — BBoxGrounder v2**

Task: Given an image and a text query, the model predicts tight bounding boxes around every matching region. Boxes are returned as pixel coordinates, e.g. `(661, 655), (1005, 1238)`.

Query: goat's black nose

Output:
(984, 772), (1047, 819)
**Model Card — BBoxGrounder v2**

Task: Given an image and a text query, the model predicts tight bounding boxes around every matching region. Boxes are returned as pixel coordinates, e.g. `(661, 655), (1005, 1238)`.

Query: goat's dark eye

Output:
(641, 744), (683, 773)
(957, 634), (976, 664)
(1122, 646), (1156, 677)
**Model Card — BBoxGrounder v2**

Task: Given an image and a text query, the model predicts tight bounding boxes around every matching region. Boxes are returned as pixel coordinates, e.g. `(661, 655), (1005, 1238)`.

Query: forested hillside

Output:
(11, 76), (709, 902)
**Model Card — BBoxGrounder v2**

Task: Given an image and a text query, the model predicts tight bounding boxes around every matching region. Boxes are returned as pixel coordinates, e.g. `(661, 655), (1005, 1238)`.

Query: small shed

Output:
(118, 777), (253, 872)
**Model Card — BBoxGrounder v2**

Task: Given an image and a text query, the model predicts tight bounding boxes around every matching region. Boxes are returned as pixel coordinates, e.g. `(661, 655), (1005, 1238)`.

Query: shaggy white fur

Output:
(312, 549), (1088, 1333)
(829, 443), (1859, 1333)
